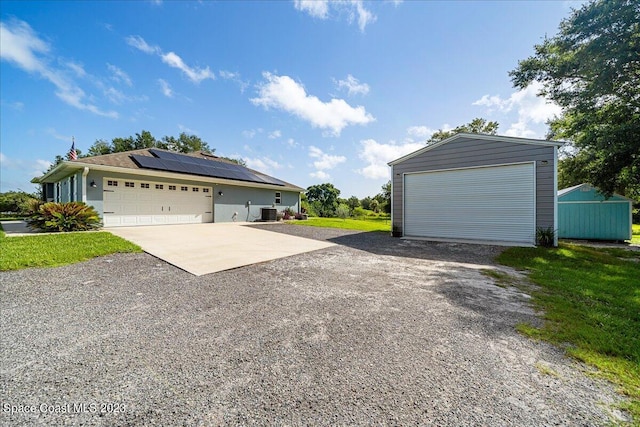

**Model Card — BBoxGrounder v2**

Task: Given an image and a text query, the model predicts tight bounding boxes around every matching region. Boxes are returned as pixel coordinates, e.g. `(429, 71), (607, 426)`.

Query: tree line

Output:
(303, 181), (391, 218)
(48, 130), (244, 171)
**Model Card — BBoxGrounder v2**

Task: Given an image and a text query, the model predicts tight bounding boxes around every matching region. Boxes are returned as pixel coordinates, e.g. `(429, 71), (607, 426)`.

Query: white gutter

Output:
(553, 146), (559, 247)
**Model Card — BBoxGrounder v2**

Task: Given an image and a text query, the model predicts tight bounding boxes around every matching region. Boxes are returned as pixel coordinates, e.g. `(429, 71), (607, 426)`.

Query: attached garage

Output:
(389, 133), (562, 246)
(558, 183), (632, 241)
(102, 178), (213, 227)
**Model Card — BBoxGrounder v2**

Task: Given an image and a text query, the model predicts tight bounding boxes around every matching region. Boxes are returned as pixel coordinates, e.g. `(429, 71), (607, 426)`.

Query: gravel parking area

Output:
(0, 224), (626, 425)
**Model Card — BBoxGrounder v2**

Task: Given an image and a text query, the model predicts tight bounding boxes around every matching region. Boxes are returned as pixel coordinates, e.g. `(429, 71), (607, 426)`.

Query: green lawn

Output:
(0, 231), (141, 271)
(496, 243), (640, 420)
(630, 224), (640, 245)
(288, 216), (391, 232)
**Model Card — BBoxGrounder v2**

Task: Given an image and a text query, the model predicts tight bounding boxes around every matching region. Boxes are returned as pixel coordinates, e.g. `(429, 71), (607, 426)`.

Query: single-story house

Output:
(388, 133), (563, 246)
(558, 183), (633, 241)
(34, 148), (304, 227)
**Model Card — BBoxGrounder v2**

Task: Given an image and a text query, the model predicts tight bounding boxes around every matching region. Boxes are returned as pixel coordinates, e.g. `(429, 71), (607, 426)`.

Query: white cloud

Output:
(335, 74), (370, 96)
(245, 156), (283, 175)
(473, 81), (562, 138)
(126, 35), (215, 84)
(293, 0), (329, 18)
(161, 51), (215, 83)
(0, 152), (52, 179)
(293, 0), (377, 32)
(251, 72), (375, 136)
(310, 170), (331, 180)
(125, 35), (159, 54)
(286, 138), (298, 148)
(46, 128), (72, 142)
(157, 78), (173, 98)
(308, 145), (346, 170)
(178, 124), (198, 134)
(65, 60), (86, 78)
(107, 63), (132, 86)
(406, 125), (434, 139)
(356, 139), (424, 179)
(219, 69), (249, 92)
(0, 19), (118, 118)
(268, 130), (281, 139)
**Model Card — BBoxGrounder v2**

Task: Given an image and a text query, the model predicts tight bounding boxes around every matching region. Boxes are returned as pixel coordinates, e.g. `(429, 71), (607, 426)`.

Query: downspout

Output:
(553, 146), (558, 247)
(82, 167), (89, 203)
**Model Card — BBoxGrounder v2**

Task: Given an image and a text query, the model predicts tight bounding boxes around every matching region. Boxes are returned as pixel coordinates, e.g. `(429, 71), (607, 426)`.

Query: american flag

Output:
(69, 138), (77, 160)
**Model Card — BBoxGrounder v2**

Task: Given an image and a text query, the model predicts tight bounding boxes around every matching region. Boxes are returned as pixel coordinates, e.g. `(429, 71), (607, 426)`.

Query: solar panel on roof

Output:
(135, 150), (286, 186)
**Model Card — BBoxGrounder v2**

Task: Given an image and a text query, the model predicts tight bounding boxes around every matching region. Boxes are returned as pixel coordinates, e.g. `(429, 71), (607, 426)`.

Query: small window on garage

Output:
(275, 192), (281, 204)
(107, 180), (118, 187)
(155, 184), (164, 190)
(125, 182), (134, 188)
(181, 186), (188, 191)
(192, 187), (199, 192)
(140, 183), (150, 189)
(168, 185), (176, 190)
(202, 188), (210, 193)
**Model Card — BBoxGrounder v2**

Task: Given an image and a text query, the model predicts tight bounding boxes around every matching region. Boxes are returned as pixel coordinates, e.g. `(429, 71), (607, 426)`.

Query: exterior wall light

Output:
(90, 180), (97, 188)
(218, 191), (223, 196)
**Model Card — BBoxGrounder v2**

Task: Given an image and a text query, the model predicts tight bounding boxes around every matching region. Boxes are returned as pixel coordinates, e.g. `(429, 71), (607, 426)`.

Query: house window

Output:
(192, 187), (199, 192)
(155, 184), (164, 190)
(107, 180), (118, 187)
(125, 182), (135, 188)
(202, 188), (210, 193)
(169, 185), (176, 190)
(275, 192), (282, 204)
(140, 183), (150, 189)
(181, 186), (188, 191)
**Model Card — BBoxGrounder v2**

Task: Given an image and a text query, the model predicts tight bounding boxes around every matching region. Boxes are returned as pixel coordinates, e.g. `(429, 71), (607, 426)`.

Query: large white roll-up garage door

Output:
(103, 178), (213, 227)
(404, 162), (535, 245)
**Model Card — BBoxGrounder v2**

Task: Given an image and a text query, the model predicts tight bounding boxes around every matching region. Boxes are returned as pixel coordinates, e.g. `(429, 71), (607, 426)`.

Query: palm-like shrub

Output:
(27, 202), (101, 232)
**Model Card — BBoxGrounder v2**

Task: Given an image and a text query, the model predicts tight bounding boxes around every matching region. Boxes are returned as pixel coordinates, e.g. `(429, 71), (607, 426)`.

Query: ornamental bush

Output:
(27, 202), (101, 232)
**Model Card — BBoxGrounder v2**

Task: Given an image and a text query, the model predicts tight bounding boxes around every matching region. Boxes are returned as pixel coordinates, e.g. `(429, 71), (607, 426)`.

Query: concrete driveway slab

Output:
(107, 222), (334, 275)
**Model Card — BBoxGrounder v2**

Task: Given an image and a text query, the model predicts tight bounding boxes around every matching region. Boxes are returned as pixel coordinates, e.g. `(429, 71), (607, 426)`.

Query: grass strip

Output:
(0, 231), (141, 271)
(497, 243), (640, 420)
(288, 217), (391, 232)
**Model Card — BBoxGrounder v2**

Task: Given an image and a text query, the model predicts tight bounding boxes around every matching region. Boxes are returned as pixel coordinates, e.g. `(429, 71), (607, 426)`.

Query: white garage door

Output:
(103, 178), (213, 227)
(404, 162), (535, 245)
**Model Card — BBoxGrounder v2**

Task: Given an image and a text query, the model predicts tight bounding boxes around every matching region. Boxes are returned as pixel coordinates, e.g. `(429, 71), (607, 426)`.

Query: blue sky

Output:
(1, 0), (577, 198)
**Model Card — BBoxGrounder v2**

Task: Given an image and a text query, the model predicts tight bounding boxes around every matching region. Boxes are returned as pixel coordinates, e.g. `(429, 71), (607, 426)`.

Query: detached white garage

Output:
(389, 133), (562, 246)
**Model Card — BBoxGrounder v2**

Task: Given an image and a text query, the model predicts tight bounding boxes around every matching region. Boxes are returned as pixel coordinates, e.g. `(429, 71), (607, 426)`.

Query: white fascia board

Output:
(74, 163), (301, 192)
(388, 132), (564, 166)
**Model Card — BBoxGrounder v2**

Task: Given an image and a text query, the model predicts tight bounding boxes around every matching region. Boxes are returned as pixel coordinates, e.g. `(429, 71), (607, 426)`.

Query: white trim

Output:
(553, 146), (558, 247)
(402, 161), (536, 245)
(402, 160), (535, 177)
(81, 167), (89, 203)
(558, 200), (631, 205)
(557, 182), (635, 202)
(401, 236), (535, 248)
(388, 132), (564, 166)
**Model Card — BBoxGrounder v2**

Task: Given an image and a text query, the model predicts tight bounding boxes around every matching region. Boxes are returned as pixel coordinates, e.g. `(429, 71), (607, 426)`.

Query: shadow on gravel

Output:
(326, 231), (504, 266)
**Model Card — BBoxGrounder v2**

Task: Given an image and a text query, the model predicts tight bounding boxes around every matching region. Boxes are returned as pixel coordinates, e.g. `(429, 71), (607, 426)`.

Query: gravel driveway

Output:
(0, 224), (626, 425)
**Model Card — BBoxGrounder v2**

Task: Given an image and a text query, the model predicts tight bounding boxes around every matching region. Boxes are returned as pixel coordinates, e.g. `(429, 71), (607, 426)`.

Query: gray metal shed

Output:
(388, 133), (563, 246)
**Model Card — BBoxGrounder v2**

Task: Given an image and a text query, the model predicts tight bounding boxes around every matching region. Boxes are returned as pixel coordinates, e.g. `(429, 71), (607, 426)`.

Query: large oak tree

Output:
(510, 0), (639, 198)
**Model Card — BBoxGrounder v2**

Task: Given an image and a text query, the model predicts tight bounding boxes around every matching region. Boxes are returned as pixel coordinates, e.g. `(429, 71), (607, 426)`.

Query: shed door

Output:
(404, 163), (535, 245)
(103, 178), (213, 227)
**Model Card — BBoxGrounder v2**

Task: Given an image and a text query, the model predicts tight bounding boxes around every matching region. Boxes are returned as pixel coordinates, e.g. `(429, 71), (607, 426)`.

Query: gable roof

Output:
(35, 148), (304, 192)
(388, 132), (564, 166)
(558, 183), (634, 201)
